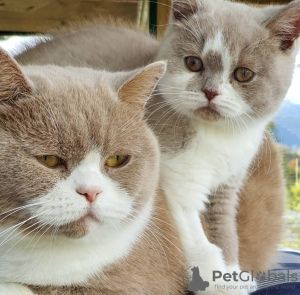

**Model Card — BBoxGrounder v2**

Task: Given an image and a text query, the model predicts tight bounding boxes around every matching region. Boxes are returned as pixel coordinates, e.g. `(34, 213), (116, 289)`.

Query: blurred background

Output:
(0, 0), (298, 251)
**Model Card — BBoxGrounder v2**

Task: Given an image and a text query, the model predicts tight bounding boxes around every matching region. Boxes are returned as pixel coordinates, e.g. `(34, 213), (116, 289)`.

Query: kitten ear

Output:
(0, 49), (31, 103)
(117, 61), (166, 110)
(265, 0), (300, 51)
(172, 0), (198, 21)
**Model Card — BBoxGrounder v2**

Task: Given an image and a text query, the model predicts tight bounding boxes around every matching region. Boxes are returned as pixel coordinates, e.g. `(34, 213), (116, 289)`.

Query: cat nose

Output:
(202, 89), (219, 101)
(76, 186), (102, 203)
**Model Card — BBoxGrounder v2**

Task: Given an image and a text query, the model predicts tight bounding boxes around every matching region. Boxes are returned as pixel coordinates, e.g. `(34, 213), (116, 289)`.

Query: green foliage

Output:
(281, 213), (300, 251)
(280, 145), (300, 250)
(287, 184), (300, 211)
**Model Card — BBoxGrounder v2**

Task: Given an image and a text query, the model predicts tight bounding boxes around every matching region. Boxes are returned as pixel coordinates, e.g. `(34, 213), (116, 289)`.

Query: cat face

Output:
(157, 0), (300, 126)
(0, 51), (165, 239)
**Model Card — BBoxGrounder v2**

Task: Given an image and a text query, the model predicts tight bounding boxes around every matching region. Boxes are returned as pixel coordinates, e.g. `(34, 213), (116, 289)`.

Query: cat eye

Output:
(105, 155), (129, 168)
(37, 155), (61, 168)
(234, 67), (255, 83)
(184, 56), (204, 72)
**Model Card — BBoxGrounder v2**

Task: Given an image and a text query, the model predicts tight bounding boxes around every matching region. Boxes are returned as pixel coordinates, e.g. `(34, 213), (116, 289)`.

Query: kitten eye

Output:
(105, 155), (129, 168)
(37, 155), (61, 168)
(234, 67), (255, 83)
(184, 56), (203, 72)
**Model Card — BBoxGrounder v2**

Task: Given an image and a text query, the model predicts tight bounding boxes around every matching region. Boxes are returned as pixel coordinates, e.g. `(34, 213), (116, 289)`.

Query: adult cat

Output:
(16, 1), (289, 276)
(0, 51), (187, 294)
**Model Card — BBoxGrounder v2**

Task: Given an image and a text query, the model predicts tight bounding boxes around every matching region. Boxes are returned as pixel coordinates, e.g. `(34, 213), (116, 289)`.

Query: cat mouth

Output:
(80, 212), (100, 223)
(56, 212), (101, 238)
(193, 105), (222, 121)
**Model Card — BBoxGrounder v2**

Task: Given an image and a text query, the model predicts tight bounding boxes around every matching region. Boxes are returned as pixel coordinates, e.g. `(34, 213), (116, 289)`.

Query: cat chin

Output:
(56, 214), (103, 239)
(193, 106), (222, 122)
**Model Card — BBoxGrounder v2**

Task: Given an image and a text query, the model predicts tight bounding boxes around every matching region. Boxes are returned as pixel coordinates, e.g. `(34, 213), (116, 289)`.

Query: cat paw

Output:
(187, 260), (256, 295)
(225, 264), (257, 294)
(0, 283), (34, 295)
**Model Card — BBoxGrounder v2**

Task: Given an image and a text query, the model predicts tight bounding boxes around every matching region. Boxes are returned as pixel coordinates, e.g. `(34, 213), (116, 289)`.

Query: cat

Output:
(17, 0), (300, 293)
(0, 51), (187, 294)
(15, 1), (288, 275)
(147, 0), (299, 293)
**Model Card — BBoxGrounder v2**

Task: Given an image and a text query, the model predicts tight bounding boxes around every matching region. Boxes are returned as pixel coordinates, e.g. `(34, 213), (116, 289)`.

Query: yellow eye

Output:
(105, 155), (129, 168)
(184, 56), (204, 72)
(234, 67), (255, 83)
(37, 155), (60, 168)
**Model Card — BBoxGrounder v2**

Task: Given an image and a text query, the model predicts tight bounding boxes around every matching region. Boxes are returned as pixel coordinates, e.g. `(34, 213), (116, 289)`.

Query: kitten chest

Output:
(160, 124), (265, 209)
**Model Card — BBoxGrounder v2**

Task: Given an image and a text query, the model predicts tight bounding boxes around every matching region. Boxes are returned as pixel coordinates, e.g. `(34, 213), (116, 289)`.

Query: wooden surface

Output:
(234, 0), (292, 3)
(0, 0), (294, 34)
(157, 0), (171, 39)
(0, 0), (139, 33)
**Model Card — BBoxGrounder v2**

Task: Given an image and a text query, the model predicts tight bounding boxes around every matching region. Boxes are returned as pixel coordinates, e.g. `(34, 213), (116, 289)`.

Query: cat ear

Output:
(117, 61), (166, 110)
(265, 0), (300, 51)
(0, 49), (32, 103)
(172, 0), (198, 21)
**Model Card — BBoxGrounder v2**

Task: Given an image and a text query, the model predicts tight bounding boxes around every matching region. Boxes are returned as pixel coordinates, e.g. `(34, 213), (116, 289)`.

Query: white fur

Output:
(0, 283), (34, 295)
(0, 151), (153, 286)
(161, 119), (266, 211)
(163, 120), (266, 294)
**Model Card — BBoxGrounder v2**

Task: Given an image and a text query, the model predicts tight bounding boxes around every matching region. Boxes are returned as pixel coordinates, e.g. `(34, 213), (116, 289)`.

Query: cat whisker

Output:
(146, 221), (184, 264)
(0, 200), (52, 220)
(144, 225), (170, 269)
(145, 97), (183, 121)
(0, 209), (52, 248)
(25, 218), (58, 251)
(126, 211), (170, 267)
(29, 221), (56, 255)
(2, 216), (55, 257)
(157, 83), (186, 90)
(237, 115), (249, 132)
(32, 91), (61, 136)
(0, 218), (46, 252)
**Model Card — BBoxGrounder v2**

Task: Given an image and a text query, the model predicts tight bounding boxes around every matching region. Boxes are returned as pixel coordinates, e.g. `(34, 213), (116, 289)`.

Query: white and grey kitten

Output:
(151, 0), (299, 293)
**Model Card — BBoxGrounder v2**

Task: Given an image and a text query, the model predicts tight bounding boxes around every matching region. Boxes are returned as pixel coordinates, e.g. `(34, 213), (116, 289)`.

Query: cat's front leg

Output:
(205, 183), (240, 268)
(166, 200), (228, 293)
(204, 182), (257, 294)
(0, 283), (35, 295)
(166, 195), (251, 295)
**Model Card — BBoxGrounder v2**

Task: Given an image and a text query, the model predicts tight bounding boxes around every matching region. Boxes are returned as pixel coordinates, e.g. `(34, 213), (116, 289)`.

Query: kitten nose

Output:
(202, 89), (219, 101)
(76, 187), (102, 203)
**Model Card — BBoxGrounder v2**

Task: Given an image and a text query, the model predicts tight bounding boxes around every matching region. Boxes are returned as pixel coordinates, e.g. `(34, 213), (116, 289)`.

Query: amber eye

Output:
(184, 56), (204, 72)
(234, 67), (255, 83)
(105, 155), (129, 168)
(37, 155), (60, 168)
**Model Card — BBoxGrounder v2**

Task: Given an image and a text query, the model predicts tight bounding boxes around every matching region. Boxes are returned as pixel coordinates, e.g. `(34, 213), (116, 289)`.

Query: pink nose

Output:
(76, 187), (102, 203)
(202, 89), (219, 101)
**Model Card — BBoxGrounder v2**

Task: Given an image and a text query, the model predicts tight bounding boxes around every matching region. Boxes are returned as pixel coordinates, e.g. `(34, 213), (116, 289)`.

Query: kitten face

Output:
(157, 0), (300, 126)
(0, 59), (165, 239)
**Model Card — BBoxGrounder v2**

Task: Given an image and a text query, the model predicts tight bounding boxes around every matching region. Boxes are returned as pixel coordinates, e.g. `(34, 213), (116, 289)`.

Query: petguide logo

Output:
(179, 266), (299, 293)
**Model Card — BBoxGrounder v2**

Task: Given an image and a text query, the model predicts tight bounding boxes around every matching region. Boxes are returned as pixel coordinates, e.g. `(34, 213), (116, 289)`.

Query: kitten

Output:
(150, 0), (299, 292)
(16, 2), (288, 274)
(0, 51), (186, 294)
